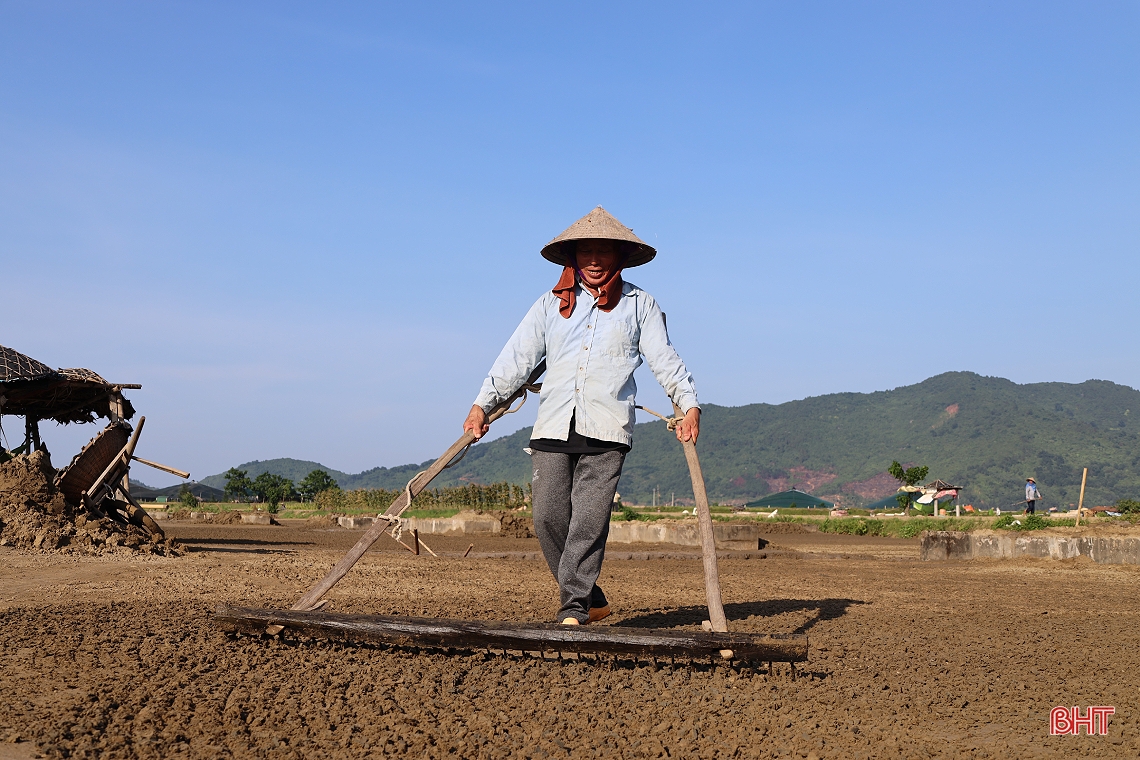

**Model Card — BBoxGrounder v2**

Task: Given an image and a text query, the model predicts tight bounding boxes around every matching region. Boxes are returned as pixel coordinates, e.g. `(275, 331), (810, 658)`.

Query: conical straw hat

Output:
(541, 206), (656, 268)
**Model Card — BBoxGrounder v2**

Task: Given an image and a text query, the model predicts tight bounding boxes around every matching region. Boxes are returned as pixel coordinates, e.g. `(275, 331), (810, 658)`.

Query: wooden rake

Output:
(218, 361), (807, 663)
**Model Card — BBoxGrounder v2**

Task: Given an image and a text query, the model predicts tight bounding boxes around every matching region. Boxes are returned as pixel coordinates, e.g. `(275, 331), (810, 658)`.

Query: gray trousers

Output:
(530, 449), (626, 623)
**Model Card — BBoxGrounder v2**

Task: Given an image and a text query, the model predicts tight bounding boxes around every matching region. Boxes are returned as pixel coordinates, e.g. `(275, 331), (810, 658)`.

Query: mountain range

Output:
(198, 372), (1140, 509)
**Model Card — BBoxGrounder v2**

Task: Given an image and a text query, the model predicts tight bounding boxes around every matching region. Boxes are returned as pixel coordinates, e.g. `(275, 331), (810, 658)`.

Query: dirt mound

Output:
(306, 513), (341, 529)
(476, 509), (534, 538)
(166, 509), (245, 524)
(0, 450), (180, 556)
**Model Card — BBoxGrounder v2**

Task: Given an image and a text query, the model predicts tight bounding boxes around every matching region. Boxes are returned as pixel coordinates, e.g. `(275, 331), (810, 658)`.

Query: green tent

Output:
(745, 489), (834, 510)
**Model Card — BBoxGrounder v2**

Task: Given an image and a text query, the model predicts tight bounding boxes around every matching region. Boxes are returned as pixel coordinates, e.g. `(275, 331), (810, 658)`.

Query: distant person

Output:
(1024, 478), (1040, 515)
(463, 207), (700, 626)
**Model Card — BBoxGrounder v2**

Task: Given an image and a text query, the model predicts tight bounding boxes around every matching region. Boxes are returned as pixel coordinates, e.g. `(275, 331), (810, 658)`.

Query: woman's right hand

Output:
(463, 405), (490, 440)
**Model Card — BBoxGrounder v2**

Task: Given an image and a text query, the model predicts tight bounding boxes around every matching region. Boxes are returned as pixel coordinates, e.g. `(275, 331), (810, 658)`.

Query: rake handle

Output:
(674, 403), (728, 634)
(290, 361), (545, 612)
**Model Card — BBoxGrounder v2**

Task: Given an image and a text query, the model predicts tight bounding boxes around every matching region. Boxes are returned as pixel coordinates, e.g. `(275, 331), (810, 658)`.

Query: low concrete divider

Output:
(607, 521), (761, 551)
(330, 513), (762, 548)
(403, 512), (501, 536)
(336, 511), (503, 535)
(337, 516), (376, 530)
(921, 530), (1140, 564)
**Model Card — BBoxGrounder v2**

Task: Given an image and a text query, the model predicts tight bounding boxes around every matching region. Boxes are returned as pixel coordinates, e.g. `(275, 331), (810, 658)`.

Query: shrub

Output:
(178, 484), (199, 510)
(820, 516), (981, 538)
(614, 505), (641, 522)
(820, 518), (887, 537)
(1115, 499), (1140, 514)
(898, 521), (926, 538)
(993, 513), (1050, 531)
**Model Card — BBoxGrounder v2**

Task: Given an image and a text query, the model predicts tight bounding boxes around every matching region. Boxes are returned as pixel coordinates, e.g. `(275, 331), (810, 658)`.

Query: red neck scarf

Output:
(553, 265), (624, 318)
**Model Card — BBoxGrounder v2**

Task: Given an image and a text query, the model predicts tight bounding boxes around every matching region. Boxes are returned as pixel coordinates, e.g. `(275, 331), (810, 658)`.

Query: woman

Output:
(463, 206), (700, 625)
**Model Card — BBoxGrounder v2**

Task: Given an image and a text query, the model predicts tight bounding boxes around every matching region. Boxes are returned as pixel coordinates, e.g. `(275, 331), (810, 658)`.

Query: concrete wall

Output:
(921, 531), (1140, 565)
(402, 513), (501, 536)
(607, 520), (760, 551)
(332, 513), (760, 549)
(337, 512), (501, 535)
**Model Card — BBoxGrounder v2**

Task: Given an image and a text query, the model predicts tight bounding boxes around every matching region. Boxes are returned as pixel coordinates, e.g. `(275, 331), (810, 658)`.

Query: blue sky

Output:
(3, 2), (1138, 485)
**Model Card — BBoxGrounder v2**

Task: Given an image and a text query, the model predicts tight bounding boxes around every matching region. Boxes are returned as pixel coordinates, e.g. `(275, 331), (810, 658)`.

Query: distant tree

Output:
(888, 461), (929, 512)
(178, 483), (200, 510)
(298, 469), (339, 502)
(223, 468), (253, 502)
(252, 472), (297, 513)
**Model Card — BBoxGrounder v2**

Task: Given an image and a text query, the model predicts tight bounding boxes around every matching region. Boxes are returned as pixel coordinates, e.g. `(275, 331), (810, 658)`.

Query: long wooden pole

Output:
(655, 312), (728, 638)
(130, 455), (190, 480)
(289, 362), (546, 613)
(1076, 467), (1088, 528)
(673, 403), (728, 636)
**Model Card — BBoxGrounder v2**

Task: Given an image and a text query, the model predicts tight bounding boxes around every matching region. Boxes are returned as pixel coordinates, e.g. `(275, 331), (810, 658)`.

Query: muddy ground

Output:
(2, 521), (1138, 759)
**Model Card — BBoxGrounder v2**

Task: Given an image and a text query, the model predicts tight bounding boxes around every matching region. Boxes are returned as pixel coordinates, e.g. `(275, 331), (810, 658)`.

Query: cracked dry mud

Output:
(1, 522), (1138, 758)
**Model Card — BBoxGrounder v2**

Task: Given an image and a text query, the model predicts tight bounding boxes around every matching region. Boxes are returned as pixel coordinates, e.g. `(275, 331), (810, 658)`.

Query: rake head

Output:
(215, 605), (808, 664)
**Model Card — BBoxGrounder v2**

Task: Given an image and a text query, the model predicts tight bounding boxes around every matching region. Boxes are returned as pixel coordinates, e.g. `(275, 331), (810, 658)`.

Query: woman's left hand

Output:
(675, 407), (701, 443)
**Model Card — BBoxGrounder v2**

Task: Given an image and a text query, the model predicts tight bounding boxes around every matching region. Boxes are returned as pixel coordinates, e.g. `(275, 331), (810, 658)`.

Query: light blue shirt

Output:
(474, 280), (699, 447)
(1026, 483), (1039, 500)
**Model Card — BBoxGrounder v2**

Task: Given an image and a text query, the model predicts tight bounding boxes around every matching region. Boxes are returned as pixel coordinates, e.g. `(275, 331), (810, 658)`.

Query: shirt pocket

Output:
(601, 320), (639, 360)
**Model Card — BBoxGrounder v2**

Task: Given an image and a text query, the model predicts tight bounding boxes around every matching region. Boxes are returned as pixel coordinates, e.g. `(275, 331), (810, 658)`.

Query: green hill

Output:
(201, 372), (1140, 509)
(617, 372), (1140, 509)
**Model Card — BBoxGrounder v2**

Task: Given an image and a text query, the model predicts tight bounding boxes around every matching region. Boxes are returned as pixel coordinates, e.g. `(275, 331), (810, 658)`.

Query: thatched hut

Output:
(0, 344), (139, 451)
